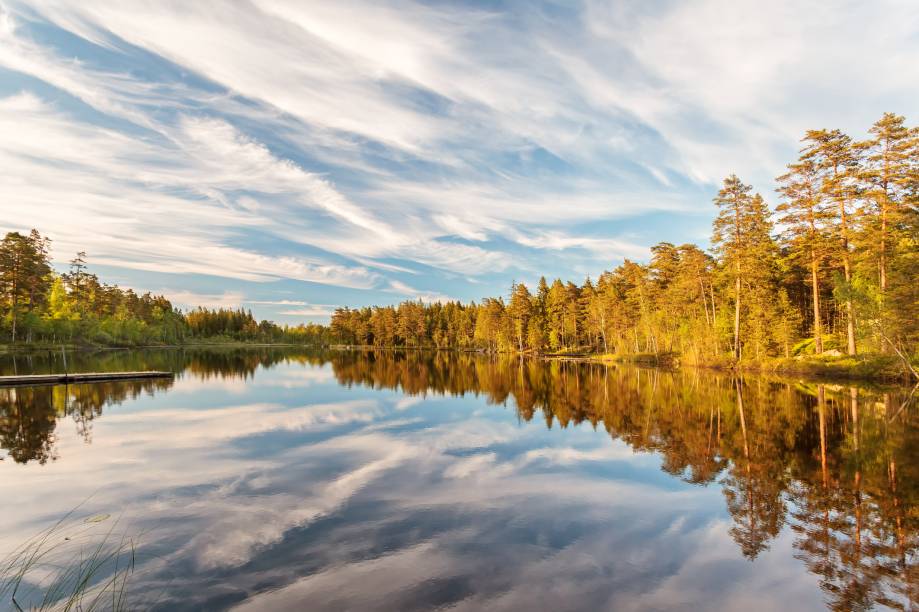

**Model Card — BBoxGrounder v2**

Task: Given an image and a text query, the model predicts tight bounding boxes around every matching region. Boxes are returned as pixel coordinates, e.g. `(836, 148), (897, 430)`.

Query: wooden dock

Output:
(0, 371), (175, 387)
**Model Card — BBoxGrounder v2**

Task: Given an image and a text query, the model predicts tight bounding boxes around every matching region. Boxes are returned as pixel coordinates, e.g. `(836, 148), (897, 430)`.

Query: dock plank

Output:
(0, 371), (174, 387)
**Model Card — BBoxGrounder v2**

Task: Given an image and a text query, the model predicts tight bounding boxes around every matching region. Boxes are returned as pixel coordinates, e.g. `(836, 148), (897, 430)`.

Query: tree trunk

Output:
(879, 200), (889, 353)
(600, 315), (608, 353)
(843, 267), (856, 356)
(709, 282), (717, 327)
(836, 195), (857, 355)
(699, 277), (711, 327)
(811, 254), (823, 354)
(732, 198), (742, 361)
(9, 291), (17, 344)
(880, 200), (888, 293)
(733, 273), (741, 360)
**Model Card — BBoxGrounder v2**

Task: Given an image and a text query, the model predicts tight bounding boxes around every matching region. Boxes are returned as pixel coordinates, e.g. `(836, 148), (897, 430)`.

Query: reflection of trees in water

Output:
(0, 347), (326, 380)
(787, 390), (919, 611)
(326, 350), (918, 611)
(0, 348), (324, 465)
(0, 379), (172, 464)
(0, 387), (58, 464)
(178, 349), (325, 381)
(1, 348), (915, 609)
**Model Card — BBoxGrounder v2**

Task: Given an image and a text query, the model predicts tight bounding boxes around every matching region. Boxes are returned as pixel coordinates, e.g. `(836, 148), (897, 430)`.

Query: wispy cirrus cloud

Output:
(385, 280), (454, 305)
(158, 290), (246, 310)
(277, 305), (336, 317)
(1, 0), (916, 320)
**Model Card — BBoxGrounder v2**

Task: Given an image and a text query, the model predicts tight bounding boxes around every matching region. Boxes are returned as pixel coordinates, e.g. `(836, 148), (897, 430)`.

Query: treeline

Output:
(0, 232), (328, 346)
(332, 113), (918, 364)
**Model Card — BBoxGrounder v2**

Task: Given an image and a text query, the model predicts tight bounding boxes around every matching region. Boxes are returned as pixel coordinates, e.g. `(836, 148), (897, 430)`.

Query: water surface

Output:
(1, 349), (916, 610)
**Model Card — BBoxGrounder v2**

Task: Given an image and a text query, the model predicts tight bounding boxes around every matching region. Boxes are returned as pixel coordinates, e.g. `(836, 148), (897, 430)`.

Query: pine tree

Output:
(0, 230), (52, 342)
(508, 282), (533, 353)
(741, 194), (781, 359)
(578, 277), (596, 349)
(777, 158), (832, 354)
(711, 175), (752, 359)
(856, 113), (915, 352)
(536, 276), (549, 315)
(546, 279), (567, 350)
(803, 129), (860, 355)
(858, 113), (912, 293)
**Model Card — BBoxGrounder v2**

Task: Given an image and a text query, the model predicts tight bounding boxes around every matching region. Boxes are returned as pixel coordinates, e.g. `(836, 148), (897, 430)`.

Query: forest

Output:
(2, 113), (916, 373)
(0, 236), (328, 347)
(330, 113), (918, 374)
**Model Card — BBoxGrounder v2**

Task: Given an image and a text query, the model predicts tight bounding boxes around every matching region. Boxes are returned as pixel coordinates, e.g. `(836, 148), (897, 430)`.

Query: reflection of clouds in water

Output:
(422, 419), (518, 452)
(229, 541), (457, 611)
(362, 417), (425, 433)
(0, 377), (824, 612)
(395, 396), (425, 411)
(170, 362), (335, 394)
(0, 399), (384, 552)
(439, 443), (659, 484)
(613, 523), (820, 612)
(253, 366), (337, 389)
(520, 444), (651, 466)
(228, 496), (822, 612)
(175, 437), (419, 571)
(170, 374), (251, 395)
(443, 452), (497, 479)
(107, 399), (384, 445)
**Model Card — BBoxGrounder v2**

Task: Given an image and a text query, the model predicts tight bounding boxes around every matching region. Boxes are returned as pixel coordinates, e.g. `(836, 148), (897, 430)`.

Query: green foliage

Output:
(0, 232), (328, 348)
(329, 112), (917, 375)
(7, 112), (916, 368)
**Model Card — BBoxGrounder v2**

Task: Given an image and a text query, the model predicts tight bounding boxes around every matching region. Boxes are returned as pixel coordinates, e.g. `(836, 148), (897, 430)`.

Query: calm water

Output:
(0, 348), (916, 611)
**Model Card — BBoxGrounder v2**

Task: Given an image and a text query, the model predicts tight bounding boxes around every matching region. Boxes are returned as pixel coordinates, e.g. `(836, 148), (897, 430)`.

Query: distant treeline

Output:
(331, 113), (918, 364)
(0, 234), (328, 346)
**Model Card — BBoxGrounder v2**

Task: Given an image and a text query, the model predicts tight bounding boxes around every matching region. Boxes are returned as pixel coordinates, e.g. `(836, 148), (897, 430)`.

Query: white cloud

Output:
(385, 280), (454, 304)
(1, 0), (916, 303)
(277, 305), (336, 317)
(247, 299), (308, 306)
(159, 289), (245, 309)
(582, 0), (919, 185)
(0, 93), (382, 288)
(511, 230), (649, 262)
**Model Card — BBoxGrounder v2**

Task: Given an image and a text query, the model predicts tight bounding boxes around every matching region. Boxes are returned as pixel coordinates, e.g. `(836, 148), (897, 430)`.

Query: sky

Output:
(1, 0), (917, 324)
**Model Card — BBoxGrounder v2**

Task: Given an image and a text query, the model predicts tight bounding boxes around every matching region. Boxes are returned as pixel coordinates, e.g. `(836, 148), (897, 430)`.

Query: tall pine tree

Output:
(777, 157), (832, 354)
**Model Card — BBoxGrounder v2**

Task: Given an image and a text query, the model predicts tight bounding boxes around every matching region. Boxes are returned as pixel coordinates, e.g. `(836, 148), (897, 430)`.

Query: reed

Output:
(1, 508), (138, 611)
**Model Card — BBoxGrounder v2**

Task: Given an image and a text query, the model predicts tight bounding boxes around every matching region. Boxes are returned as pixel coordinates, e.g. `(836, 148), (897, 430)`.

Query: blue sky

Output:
(1, 1), (917, 323)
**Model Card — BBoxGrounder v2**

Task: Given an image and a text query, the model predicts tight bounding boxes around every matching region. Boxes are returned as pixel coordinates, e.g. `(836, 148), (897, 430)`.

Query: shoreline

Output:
(574, 352), (918, 386)
(317, 345), (919, 386)
(0, 341), (316, 353)
(2, 342), (916, 386)
(325, 346), (919, 385)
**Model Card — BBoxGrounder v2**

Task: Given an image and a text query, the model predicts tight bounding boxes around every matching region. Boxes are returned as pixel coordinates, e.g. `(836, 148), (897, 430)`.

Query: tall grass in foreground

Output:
(0, 509), (138, 611)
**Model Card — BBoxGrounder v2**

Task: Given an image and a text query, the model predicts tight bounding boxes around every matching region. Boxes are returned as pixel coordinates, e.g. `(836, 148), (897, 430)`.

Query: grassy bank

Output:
(582, 351), (918, 384)
(6, 339), (913, 384)
(318, 345), (919, 384)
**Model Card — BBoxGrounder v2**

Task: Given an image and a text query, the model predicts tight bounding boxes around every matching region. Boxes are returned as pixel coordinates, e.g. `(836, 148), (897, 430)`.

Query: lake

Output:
(0, 348), (916, 611)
